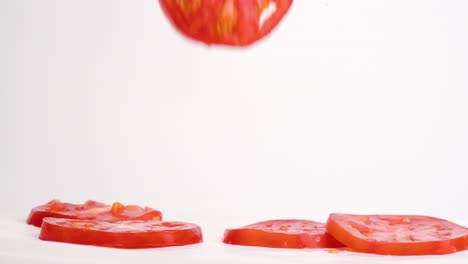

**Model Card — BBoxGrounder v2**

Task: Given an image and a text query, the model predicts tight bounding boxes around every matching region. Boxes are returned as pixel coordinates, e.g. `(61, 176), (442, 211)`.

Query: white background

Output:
(1, 0), (468, 263)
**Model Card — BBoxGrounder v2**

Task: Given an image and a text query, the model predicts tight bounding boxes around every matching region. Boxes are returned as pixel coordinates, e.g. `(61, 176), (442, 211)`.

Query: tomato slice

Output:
(27, 200), (162, 227)
(326, 213), (468, 255)
(223, 219), (344, 249)
(159, 0), (293, 46)
(39, 218), (203, 248)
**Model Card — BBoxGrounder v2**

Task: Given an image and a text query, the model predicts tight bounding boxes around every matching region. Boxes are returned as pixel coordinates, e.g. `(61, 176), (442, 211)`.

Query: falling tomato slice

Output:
(39, 218), (203, 248)
(223, 219), (344, 248)
(27, 200), (162, 227)
(159, 0), (293, 46)
(326, 213), (468, 255)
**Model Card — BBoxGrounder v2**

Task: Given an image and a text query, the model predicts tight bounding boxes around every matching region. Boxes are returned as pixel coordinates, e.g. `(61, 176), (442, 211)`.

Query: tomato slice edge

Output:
(27, 200), (162, 227)
(326, 213), (468, 255)
(39, 218), (203, 248)
(223, 219), (344, 249)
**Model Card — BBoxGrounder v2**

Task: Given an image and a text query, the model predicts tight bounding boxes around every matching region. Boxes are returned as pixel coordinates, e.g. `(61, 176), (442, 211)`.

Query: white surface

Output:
(1, 0), (468, 263)
(1, 219), (468, 264)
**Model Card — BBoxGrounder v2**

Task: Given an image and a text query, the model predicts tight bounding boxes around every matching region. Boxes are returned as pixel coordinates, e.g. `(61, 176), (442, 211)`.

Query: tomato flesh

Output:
(159, 0), (293, 46)
(223, 219), (344, 249)
(39, 218), (203, 248)
(326, 213), (468, 255)
(27, 200), (162, 227)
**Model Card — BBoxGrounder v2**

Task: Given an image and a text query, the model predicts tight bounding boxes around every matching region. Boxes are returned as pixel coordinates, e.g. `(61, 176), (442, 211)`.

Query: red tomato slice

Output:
(326, 213), (468, 255)
(27, 200), (162, 227)
(223, 219), (344, 249)
(39, 218), (203, 248)
(159, 0), (293, 46)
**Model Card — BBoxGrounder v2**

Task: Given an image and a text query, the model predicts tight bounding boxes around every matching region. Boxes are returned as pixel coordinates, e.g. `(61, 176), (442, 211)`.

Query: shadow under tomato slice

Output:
(159, 0), (293, 46)
(27, 200), (162, 227)
(39, 218), (203, 248)
(326, 213), (468, 256)
(223, 219), (344, 249)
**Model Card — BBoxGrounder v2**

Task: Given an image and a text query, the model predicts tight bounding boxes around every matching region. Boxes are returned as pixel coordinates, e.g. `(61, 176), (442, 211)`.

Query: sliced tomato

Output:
(159, 0), (293, 46)
(39, 218), (202, 248)
(27, 200), (162, 227)
(326, 213), (468, 255)
(223, 219), (344, 249)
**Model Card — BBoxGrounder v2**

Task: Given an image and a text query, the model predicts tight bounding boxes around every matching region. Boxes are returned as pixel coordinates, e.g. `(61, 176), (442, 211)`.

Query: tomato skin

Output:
(39, 218), (203, 248)
(27, 200), (162, 227)
(159, 0), (293, 46)
(223, 219), (344, 249)
(326, 213), (468, 256)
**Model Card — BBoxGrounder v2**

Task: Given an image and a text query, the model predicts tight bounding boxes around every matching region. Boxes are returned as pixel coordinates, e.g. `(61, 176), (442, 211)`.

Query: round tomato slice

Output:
(326, 213), (468, 255)
(223, 219), (344, 249)
(39, 218), (203, 248)
(159, 0), (293, 46)
(27, 200), (162, 227)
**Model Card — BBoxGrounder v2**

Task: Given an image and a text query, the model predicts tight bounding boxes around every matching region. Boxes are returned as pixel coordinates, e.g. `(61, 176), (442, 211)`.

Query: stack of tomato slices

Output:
(27, 201), (468, 255)
(27, 200), (203, 249)
(223, 214), (468, 255)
